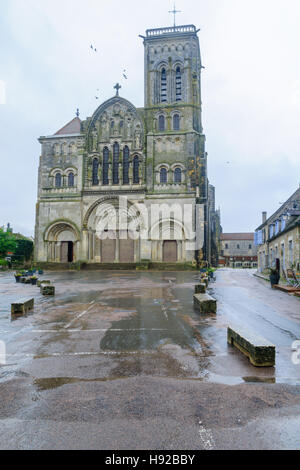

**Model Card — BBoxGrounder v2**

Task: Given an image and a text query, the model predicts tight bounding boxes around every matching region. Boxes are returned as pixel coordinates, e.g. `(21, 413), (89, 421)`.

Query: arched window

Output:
(92, 158), (99, 185)
(55, 172), (62, 188)
(68, 172), (75, 187)
(161, 68), (167, 102)
(133, 156), (140, 184)
(123, 146), (130, 185)
(174, 167), (182, 184)
(160, 168), (167, 184)
(158, 115), (165, 132)
(102, 147), (109, 185)
(173, 114), (180, 131)
(176, 66), (182, 102)
(113, 142), (119, 185)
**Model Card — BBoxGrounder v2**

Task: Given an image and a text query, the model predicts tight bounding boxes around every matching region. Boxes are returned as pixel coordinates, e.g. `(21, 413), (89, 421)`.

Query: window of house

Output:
(133, 156), (139, 184)
(113, 143), (119, 184)
(68, 172), (74, 187)
(92, 158), (99, 185)
(174, 167), (182, 184)
(173, 114), (180, 131)
(55, 173), (62, 188)
(161, 68), (167, 102)
(225, 244), (228, 250)
(158, 115), (165, 132)
(123, 146), (130, 185)
(237, 244), (240, 249)
(102, 147), (109, 185)
(176, 66), (182, 101)
(160, 168), (167, 184)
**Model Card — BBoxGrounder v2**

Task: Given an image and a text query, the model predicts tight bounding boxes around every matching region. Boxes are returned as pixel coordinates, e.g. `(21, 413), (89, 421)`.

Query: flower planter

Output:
(30, 278), (38, 286)
(15, 276), (22, 283)
(270, 273), (280, 287)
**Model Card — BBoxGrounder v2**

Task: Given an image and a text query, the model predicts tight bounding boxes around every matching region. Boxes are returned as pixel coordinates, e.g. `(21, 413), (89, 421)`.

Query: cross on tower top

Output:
(169, 3), (182, 27)
(114, 83), (121, 96)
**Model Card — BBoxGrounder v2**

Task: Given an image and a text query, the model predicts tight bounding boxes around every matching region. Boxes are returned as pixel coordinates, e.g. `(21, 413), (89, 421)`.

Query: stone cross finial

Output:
(169, 3), (182, 27)
(114, 83), (121, 96)
(76, 108), (80, 117)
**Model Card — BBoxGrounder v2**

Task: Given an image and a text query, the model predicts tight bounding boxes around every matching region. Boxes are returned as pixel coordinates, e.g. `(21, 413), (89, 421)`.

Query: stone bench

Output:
(227, 325), (275, 367)
(37, 280), (51, 287)
(194, 293), (217, 314)
(11, 298), (34, 316)
(40, 285), (55, 296)
(195, 283), (206, 294)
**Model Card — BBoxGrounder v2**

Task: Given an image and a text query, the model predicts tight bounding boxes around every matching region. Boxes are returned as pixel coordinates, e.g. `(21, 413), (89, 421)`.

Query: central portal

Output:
(163, 241), (178, 262)
(100, 231), (134, 263)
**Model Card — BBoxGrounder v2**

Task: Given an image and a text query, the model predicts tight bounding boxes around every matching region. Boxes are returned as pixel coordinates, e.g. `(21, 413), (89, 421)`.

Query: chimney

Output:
(262, 212), (267, 224)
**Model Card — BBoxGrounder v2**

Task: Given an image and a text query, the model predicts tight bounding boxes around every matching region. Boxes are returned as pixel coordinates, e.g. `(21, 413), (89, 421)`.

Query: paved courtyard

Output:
(0, 268), (300, 450)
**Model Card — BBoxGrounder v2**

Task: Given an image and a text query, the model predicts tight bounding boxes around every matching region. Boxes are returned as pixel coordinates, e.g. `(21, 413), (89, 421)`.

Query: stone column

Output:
(115, 234), (120, 263)
(81, 230), (89, 261)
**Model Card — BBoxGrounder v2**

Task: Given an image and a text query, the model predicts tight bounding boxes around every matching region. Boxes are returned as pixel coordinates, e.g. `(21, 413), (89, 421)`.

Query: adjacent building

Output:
(219, 233), (258, 268)
(255, 187), (300, 274)
(35, 24), (216, 266)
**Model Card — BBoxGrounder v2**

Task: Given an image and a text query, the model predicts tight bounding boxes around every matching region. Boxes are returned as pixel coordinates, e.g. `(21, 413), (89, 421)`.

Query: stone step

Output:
(194, 293), (217, 314)
(40, 285), (55, 296)
(11, 298), (34, 316)
(228, 325), (275, 367)
(195, 283), (206, 294)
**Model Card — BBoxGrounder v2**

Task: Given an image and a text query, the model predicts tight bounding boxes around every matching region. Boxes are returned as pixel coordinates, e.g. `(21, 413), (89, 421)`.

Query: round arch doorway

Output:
(44, 222), (80, 263)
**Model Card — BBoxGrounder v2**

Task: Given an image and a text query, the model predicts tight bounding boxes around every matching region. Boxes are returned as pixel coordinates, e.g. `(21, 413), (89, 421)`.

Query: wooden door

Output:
(120, 239), (134, 263)
(101, 238), (116, 263)
(61, 242), (69, 262)
(163, 241), (177, 262)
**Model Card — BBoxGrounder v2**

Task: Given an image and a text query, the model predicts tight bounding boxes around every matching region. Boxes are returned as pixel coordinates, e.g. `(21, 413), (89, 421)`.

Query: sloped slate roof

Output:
(221, 233), (254, 241)
(54, 117), (81, 135)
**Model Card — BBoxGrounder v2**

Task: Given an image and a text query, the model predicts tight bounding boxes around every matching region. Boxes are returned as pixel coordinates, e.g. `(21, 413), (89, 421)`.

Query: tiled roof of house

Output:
(54, 117), (81, 135)
(221, 233), (254, 241)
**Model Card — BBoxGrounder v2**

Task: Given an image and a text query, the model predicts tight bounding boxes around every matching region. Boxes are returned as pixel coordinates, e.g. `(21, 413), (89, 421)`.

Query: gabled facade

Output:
(35, 25), (210, 265)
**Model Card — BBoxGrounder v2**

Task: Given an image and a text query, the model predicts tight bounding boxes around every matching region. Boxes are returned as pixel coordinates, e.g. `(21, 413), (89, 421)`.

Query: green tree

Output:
(14, 238), (34, 261)
(0, 228), (17, 258)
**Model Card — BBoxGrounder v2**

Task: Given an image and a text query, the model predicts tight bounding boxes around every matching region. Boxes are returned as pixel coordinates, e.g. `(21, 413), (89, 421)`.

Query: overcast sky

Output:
(0, 0), (300, 236)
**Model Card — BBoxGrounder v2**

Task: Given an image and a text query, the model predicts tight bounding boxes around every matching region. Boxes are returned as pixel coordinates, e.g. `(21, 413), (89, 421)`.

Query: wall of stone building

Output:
(221, 239), (257, 259)
(267, 226), (300, 272)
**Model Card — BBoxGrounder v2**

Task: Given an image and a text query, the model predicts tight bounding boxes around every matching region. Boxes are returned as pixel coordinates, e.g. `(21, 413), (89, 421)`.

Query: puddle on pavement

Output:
(33, 376), (128, 391)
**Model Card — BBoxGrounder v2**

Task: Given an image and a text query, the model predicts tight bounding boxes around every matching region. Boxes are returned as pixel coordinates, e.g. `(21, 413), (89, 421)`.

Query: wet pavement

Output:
(0, 268), (300, 449)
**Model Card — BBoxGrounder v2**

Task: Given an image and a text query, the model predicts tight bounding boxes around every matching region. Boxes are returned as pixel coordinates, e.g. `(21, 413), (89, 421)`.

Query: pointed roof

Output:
(54, 116), (81, 136)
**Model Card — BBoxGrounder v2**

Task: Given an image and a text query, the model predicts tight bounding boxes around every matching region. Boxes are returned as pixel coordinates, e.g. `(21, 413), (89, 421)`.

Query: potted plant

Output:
(269, 268), (280, 287)
(14, 272), (22, 283)
(30, 276), (38, 286)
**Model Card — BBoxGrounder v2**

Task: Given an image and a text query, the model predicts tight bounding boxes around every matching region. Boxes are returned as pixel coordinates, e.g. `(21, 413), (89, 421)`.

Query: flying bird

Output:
(123, 69), (128, 79)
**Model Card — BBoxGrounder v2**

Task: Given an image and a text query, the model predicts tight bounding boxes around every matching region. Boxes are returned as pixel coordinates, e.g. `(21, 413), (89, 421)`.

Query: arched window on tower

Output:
(158, 115), (165, 132)
(176, 66), (182, 102)
(173, 114), (180, 131)
(174, 167), (182, 184)
(92, 158), (99, 185)
(113, 142), (119, 185)
(133, 156), (140, 184)
(160, 168), (168, 184)
(68, 172), (75, 187)
(161, 68), (167, 103)
(55, 172), (62, 188)
(102, 147), (109, 185)
(123, 146), (130, 185)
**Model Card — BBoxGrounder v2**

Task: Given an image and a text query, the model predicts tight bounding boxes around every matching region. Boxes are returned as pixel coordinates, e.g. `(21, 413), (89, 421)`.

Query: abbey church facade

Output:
(35, 24), (213, 266)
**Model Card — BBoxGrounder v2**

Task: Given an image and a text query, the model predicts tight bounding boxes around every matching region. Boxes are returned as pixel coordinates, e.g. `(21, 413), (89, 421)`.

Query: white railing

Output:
(146, 25), (196, 37)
